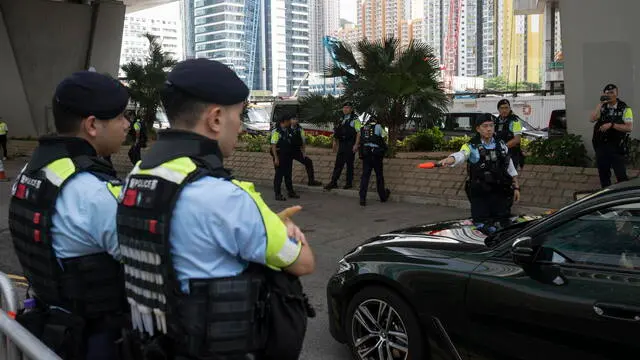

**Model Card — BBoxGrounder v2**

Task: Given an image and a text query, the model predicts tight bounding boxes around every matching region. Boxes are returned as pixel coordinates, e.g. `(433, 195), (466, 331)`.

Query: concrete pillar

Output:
(0, 0), (125, 137)
(558, 0), (640, 157)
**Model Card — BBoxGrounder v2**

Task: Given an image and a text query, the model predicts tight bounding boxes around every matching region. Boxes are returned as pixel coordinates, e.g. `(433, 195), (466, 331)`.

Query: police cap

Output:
(165, 58), (249, 105)
(603, 83), (618, 92)
(54, 71), (130, 120)
(343, 101), (353, 107)
(475, 113), (495, 127)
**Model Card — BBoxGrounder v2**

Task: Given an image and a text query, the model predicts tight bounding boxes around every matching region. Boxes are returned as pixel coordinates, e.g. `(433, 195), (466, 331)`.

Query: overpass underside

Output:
(0, 0), (128, 137)
(517, 0), (640, 155)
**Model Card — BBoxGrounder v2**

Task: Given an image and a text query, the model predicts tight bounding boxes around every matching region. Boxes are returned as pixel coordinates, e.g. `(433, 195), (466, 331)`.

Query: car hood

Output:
(357, 216), (543, 255)
(523, 129), (547, 137)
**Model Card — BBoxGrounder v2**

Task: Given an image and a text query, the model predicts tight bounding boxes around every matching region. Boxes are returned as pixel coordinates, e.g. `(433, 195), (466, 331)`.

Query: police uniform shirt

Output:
(170, 176), (301, 293)
(51, 172), (121, 260)
(363, 123), (386, 147)
(133, 120), (142, 133)
(0, 120), (7, 135)
(449, 137), (518, 177)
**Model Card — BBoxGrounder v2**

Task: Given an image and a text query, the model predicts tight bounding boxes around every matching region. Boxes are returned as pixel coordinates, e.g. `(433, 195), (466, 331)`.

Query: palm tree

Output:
(324, 37), (450, 147)
(121, 33), (178, 130)
(298, 93), (344, 127)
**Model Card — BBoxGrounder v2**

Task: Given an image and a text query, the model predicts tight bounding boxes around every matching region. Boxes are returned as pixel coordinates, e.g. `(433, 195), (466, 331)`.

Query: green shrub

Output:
(443, 135), (471, 151)
(241, 134), (268, 152)
(520, 137), (531, 152)
(626, 137), (640, 167)
(400, 128), (445, 152)
(526, 134), (590, 167)
(306, 134), (333, 148)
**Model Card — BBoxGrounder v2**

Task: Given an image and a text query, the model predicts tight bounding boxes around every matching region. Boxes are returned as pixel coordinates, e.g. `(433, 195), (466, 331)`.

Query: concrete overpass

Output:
(0, 0), (174, 137)
(516, 0), (640, 156)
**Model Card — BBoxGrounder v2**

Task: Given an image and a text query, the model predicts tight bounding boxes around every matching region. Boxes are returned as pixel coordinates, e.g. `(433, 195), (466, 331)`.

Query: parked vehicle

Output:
(269, 97), (334, 136)
(548, 109), (568, 139)
(327, 180), (640, 360)
(242, 103), (272, 136)
(440, 112), (548, 141)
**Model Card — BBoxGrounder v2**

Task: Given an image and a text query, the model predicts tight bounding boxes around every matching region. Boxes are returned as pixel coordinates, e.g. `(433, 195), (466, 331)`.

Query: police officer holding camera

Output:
(590, 83), (634, 188)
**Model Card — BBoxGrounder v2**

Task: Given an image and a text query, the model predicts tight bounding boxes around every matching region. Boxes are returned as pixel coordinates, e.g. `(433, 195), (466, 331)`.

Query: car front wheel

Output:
(345, 286), (426, 360)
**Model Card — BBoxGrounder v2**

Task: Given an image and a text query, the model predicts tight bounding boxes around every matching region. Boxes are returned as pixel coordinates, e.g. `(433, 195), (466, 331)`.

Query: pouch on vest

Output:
(263, 270), (313, 360)
(16, 303), (86, 360)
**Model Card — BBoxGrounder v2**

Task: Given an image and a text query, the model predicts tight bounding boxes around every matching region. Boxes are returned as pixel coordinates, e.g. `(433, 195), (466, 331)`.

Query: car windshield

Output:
(484, 217), (543, 247)
(520, 119), (538, 131)
(246, 107), (271, 123)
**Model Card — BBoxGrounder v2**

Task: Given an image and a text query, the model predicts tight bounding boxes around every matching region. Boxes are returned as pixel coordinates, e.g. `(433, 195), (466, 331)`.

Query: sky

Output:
(134, 0), (358, 24)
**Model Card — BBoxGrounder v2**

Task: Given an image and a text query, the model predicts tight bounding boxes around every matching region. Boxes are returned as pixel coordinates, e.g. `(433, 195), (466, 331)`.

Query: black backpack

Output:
(263, 270), (315, 360)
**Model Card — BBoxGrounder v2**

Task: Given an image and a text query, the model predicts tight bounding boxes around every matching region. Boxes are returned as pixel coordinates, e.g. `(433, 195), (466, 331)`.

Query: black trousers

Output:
(292, 149), (315, 182)
(128, 142), (141, 165)
(330, 148), (355, 186)
(273, 150), (294, 195)
(359, 154), (387, 201)
(468, 184), (513, 224)
(0, 135), (7, 158)
(595, 144), (629, 188)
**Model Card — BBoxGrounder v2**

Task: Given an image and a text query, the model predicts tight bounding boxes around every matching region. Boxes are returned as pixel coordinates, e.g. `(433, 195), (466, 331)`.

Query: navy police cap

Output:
(54, 71), (130, 120)
(604, 83), (618, 91)
(166, 58), (249, 105)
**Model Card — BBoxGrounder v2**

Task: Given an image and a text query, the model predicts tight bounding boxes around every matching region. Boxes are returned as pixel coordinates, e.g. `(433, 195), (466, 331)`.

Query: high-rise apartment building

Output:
(497, 0), (544, 84)
(309, 0), (339, 73)
(182, 0), (310, 95)
(357, 0), (412, 45)
(120, 8), (182, 77)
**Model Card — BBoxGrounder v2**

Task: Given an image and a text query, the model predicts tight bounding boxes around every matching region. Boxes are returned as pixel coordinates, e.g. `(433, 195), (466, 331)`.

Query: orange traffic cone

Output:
(0, 159), (8, 182)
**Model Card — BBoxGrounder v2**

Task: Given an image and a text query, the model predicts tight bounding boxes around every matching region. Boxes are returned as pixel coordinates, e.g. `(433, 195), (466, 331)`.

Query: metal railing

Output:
(0, 272), (62, 360)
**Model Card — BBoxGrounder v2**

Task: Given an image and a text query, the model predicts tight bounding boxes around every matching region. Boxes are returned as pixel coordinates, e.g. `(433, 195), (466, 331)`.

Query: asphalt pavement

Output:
(0, 157), (467, 360)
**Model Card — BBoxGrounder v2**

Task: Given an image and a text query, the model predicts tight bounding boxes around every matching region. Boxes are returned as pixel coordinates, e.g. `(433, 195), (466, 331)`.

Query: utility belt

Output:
(464, 178), (513, 199)
(16, 297), (127, 360)
(359, 144), (385, 158)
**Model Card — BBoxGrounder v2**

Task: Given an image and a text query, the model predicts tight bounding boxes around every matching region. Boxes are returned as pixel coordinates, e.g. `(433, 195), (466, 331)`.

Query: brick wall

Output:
(6, 140), (621, 209)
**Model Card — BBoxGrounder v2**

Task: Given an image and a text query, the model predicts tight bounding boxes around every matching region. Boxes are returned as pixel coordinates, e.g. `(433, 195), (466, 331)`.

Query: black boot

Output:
(288, 191), (300, 199)
(275, 194), (286, 201)
(308, 180), (322, 186)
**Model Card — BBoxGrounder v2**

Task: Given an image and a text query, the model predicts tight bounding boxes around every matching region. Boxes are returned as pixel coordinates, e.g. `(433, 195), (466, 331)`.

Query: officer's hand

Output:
(599, 123), (613, 132)
(278, 205), (302, 220)
(514, 189), (521, 202)
(278, 206), (307, 245)
(439, 157), (452, 167)
(274, 158), (279, 167)
(352, 145), (358, 153)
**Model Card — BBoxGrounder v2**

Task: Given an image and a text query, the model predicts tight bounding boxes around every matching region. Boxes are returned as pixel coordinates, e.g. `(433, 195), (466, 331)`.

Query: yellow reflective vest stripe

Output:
(44, 157), (121, 199)
(0, 122), (7, 135)
(129, 157), (298, 270)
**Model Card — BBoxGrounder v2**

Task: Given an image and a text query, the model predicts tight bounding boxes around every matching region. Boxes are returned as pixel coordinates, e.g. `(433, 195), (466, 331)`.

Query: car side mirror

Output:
(512, 236), (536, 265)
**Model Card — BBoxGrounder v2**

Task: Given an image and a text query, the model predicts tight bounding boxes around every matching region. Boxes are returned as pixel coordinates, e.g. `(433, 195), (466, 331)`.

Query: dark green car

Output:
(327, 181), (640, 360)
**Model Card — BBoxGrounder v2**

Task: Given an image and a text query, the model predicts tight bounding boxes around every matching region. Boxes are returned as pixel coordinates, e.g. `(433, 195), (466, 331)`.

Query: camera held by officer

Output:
(439, 113), (521, 234)
(358, 115), (391, 206)
(590, 83), (634, 188)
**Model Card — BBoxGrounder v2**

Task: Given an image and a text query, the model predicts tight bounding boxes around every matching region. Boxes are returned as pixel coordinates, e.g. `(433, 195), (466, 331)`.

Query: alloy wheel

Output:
(350, 298), (409, 360)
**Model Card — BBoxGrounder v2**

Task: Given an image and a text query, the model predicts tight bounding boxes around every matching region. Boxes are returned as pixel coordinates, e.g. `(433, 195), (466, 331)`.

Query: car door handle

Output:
(593, 302), (640, 322)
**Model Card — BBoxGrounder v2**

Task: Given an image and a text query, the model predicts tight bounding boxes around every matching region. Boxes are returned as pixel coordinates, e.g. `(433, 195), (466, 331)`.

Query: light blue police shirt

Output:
(51, 172), (121, 260)
(363, 124), (385, 148)
(169, 176), (269, 294)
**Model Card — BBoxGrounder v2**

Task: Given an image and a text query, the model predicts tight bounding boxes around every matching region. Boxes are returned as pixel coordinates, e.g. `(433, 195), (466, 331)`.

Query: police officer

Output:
(325, 101), (361, 190)
(0, 116), (8, 160)
(271, 113), (299, 200)
(358, 115), (390, 206)
(439, 113), (521, 233)
(590, 83), (634, 188)
(290, 116), (322, 186)
(116, 59), (315, 360)
(495, 99), (524, 169)
(9, 71), (130, 359)
(128, 116), (142, 165)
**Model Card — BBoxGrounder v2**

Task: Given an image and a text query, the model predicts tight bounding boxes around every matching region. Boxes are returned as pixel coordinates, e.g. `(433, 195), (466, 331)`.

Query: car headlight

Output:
(336, 258), (353, 274)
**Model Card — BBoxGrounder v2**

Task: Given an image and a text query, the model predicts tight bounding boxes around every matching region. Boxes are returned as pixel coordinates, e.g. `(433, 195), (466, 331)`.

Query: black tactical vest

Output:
(496, 114), (522, 154)
(116, 130), (268, 358)
(334, 114), (358, 143)
(360, 122), (386, 156)
(9, 137), (126, 319)
(593, 100), (629, 147)
(467, 136), (512, 188)
(274, 127), (293, 153)
(290, 126), (304, 148)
